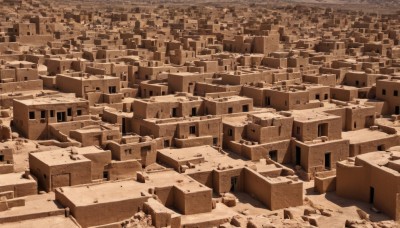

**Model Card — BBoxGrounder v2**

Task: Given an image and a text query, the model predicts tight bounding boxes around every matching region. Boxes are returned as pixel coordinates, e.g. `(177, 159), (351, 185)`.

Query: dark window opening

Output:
(164, 140), (170, 148)
(242, 105), (249, 112)
(213, 137), (218, 146)
(228, 129), (233, 136)
(0, 155), (4, 162)
(355, 80), (359, 86)
(77, 110), (82, 116)
(108, 86), (117, 94)
(315, 94), (320, 100)
(96, 87), (100, 91)
(57, 112), (66, 122)
(324, 94), (328, 100)
(122, 118), (126, 134)
(318, 123), (328, 137)
(40, 111), (46, 119)
(228, 107), (233, 113)
(295, 146), (301, 166)
(189, 126), (196, 135)
(269, 150), (278, 162)
(296, 126), (300, 135)
(67, 108), (72, 116)
(191, 107), (197, 116)
(149, 91), (153, 96)
(377, 144), (385, 151)
(394, 90), (399, 97)
(29, 111), (35, 120)
(325, 152), (331, 170)
(382, 89), (386, 95)
(172, 108), (177, 117)
(354, 122), (357, 129)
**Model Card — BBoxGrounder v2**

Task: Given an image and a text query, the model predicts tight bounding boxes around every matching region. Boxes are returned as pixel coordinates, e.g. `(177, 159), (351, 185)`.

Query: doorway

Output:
(370, 187), (375, 204)
(269, 150), (278, 162)
(295, 146), (301, 166)
(325, 152), (331, 170)
(122, 118), (126, 134)
(103, 171), (109, 181)
(265, 96), (271, 106)
(230, 176), (238, 192)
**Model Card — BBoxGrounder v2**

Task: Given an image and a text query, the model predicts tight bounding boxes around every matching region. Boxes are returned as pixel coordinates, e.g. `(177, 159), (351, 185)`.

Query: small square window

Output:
(394, 90), (398, 97)
(77, 110), (82, 116)
(29, 111), (35, 120)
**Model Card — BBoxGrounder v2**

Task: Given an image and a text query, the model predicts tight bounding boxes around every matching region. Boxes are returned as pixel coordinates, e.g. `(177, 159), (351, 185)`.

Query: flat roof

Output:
(342, 129), (395, 144)
(158, 146), (295, 181)
(16, 95), (87, 106)
(0, 172), (36, 187)
(57, 170), (208, 207)
(291, 109), (339, 122)
(3, 216), (79, 228)
(57, 180), (150, 206)
(30, 149), (91, 166)
(206, 95), (252, 103)
(143, 94), (201, 103)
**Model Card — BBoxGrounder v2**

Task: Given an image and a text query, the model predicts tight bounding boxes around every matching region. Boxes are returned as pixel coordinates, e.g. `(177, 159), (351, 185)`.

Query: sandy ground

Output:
(222, 180), (397, 227)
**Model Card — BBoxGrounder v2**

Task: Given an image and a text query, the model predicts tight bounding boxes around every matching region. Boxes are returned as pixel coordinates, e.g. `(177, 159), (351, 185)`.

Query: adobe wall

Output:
(349, 134), (400, 157)
(370, 165), (400, 220)
(82, 151), (111, 181)
(330, 87), (358, 101)
(187, 170), (213, 189)
(173, 186), (212, 215)
(49, 160), (92, 191)
(242, 167), (271, 208)
(154, 186), (175, 208)
(292, 139), (349, 174)
(0, 181), (37, 197)
(64, 195), (149, 227)
(28, 153), (50, 192)
(174, 135), (214, 148)
(0, 80), (43, 93)
(294, 117), (342, 142)
(245, 118), (293, 144)
(336, 162), (369, 202)
(212, 168), (243, 194)
(107, 160), (142, 180)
